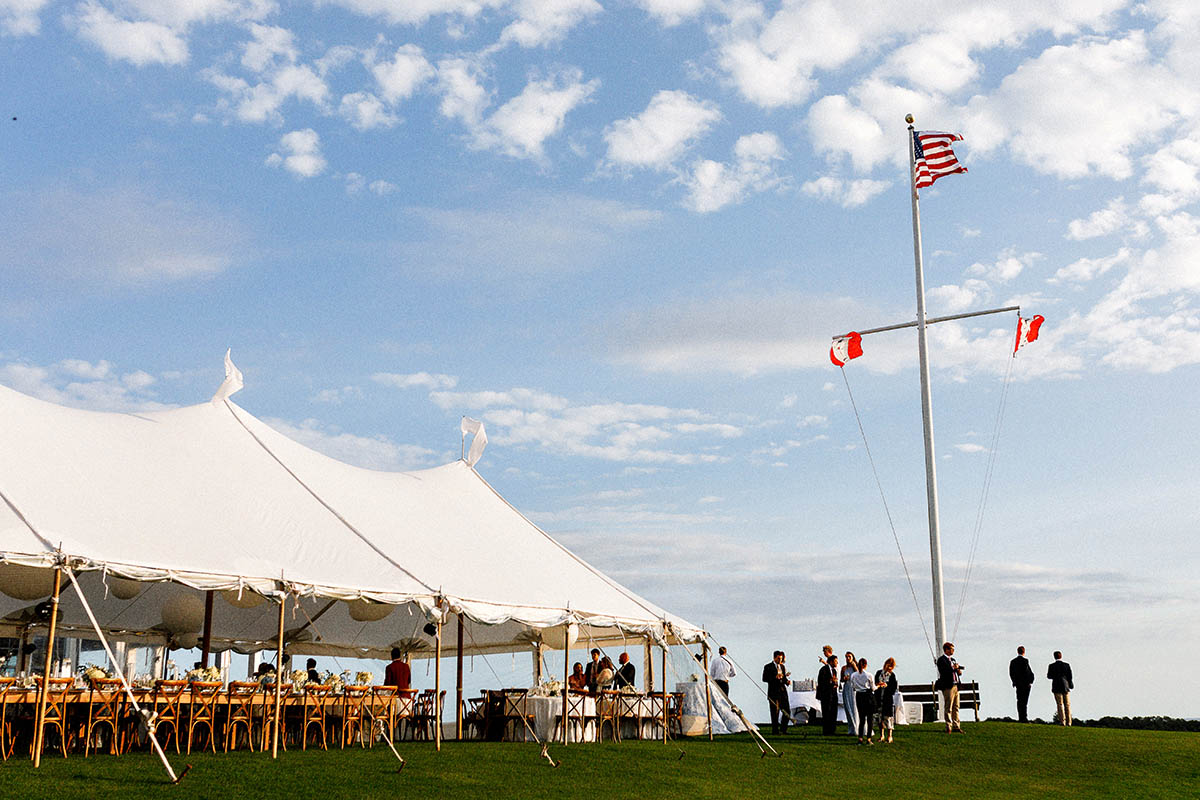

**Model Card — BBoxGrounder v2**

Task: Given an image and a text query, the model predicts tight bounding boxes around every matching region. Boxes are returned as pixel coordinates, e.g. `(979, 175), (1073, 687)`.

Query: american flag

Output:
(913, 130), (967, 189)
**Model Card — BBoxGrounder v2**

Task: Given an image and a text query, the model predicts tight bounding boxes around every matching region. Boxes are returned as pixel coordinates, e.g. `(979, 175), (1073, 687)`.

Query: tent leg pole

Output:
(644, 639), (653, 693)
(32, 567), (62, 768)
(455, 614), (464, 741)
(561, 623), (569, 745)
(18, 625), (29, 674)
(661, 644), (668, 745)
(435, 619), (442, 752)
(702, 640), (713, 741)
(272, 594), (285, 760)
(200, 590), (214, 668)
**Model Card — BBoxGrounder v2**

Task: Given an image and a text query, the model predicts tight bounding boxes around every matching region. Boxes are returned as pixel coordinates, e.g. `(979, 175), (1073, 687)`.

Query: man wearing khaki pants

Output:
(1047, 651), (1074, 726)
(935, 642), (965, 733)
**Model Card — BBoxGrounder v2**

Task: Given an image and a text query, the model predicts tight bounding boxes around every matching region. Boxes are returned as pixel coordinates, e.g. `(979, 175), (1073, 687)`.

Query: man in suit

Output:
(816, 653), (840, 735)
(1047, 651), (1074, 726)
(1009, 645), (1035, 722)
(584, 648), (602, 694)
(761, 651), (791, 735)
(615, 651), (636, 689)
(934, 641), (965, 733)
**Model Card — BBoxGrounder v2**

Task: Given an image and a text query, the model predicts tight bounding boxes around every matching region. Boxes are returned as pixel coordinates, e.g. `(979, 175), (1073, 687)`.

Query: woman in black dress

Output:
(875, 657), (899, 744)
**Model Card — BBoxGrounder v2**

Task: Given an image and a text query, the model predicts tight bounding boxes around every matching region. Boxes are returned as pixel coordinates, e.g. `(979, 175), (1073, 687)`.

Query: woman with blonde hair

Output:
(840, 651), (858, 736)
(875, 657), (899, 744)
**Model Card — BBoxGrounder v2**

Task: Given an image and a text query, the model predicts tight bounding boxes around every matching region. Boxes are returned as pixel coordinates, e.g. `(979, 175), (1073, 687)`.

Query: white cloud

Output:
(684, 132), (786, 213)
(372, 371), (459, 390)
(1066, 197), (1129, 240)
(398, 192), (661, 278)
(806, 94), (892, 174)
(312, 386), (364, 404)
(967, 248), (1040, 283)
(801, 175), (890, 208)
(965, 32), (1189, 180)
(241, 22), (296, 72)
(928, 279), (990, 314)
(372, 44), (434, 104)
(498, 0), (602, 48)
(954, 442), (988, 453)
(0, 185), (245, 284)
(436, 57), (490, 126)
(603, 90), (721, 170)
(264, 417), (437, 471)
(318, 0), (500, 27)
(0, 357), (170, 412)
(1051, 247), (1133, 284)
(1, 0), (49, 35)
(369, 179), (396, 195)
(632, 0), (705, 26)
(473, 69), (598, 161)
(266, 128), (326, 178)
(207, 26), (330, 124)
(339, 91), (398, 130)
(70, 1), (188, 66)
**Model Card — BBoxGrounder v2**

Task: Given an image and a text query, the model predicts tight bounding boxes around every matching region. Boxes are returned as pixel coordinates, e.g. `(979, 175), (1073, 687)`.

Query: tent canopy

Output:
(0, 382), (702, 658)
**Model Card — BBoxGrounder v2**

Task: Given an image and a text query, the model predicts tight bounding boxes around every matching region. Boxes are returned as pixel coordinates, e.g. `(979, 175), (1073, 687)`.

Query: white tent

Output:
(0, 379), (703, 661)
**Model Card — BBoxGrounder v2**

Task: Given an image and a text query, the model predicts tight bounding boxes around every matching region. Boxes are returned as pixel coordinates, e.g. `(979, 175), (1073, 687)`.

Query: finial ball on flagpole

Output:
(904, 113), (914, 124)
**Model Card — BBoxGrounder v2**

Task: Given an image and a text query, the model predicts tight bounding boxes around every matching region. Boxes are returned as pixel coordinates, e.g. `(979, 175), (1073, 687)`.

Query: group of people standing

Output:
(566, 649), (637, 694)
(816, 647), (899, 744)
(1009, 645), (1075, 725)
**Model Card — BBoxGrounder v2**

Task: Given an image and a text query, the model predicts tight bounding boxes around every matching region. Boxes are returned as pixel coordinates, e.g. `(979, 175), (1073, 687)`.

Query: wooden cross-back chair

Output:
(33, 677), (75, 758)
(259, 683), (293, 752)
(365, 686), (398, 746)
(151, 680), (189, 754)
(500, 688), (534, 742)
(224, 682), (258, 752)
(596, 689), (622, 742)
(187, 681), (223, 754)
(300, 684), (332, 750)
(340, 685), (370, 748)
(554, 690), (594, 743)
(84, 678), (126, 756)
(464, 694), (488, 741)
(0, 676), (18, 760)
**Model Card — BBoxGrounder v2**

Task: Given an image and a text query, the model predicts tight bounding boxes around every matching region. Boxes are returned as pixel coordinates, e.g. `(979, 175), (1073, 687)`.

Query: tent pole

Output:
(645, 639), (654, 693)
(200, 590), (214, 668)
(32, 567), (62, 768)
(272, 593), (285, 759)
(560, 623), (569, 745)
(455, 614), (464, 741)
(661, 644), (668, 744)
(702, 640), (713, 741)
(435, 619), (442, 752)
(18, 624), (29, 674)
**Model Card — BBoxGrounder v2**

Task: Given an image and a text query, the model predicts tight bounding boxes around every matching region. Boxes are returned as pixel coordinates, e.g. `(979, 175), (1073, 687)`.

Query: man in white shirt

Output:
(711, 646), (735, 697)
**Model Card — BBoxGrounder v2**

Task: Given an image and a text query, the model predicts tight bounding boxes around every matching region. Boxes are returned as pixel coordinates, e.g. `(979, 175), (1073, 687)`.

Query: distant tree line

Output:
(991, 716), (1199, 732)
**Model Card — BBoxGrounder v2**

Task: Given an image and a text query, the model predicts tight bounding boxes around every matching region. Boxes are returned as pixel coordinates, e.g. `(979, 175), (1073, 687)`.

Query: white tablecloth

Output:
(519, 695), (597, 742)
(786, 688), (911, 725)
(676, 680), (749, 735)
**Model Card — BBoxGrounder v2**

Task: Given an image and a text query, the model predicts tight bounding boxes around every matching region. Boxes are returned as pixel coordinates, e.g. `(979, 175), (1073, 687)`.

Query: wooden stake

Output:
(32, 567), (62, 768)
(455, 614), (464, 741)
(272, 593), (285, 759)
(702, 641), (713, 741)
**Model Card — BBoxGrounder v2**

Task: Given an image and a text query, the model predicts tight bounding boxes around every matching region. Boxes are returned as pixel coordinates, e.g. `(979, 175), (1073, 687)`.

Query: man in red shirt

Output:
(384, 647), (411, 691)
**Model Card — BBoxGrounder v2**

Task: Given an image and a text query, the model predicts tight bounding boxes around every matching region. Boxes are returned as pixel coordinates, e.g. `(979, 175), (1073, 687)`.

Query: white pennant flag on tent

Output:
(461, 417), (488, 467)
(211, 349), (244, 403)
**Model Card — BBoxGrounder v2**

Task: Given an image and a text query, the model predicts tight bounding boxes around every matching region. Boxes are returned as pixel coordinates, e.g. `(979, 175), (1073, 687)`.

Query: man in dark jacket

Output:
(615, 651), (636, 689)
(934, 641), (964, 733)
(816, 654), (840, 735)
(1047, 651), (1074, 726)
(1009, 645), (1035, 722)
(761, 651), (791, 734)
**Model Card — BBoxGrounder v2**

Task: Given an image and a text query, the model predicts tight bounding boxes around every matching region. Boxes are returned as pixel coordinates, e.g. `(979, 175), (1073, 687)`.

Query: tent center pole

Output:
(455, 614), (464, 741)
(434, 618), (442, 752)
(702, 640), (713, 741)
(560, 623), (569, 745)
(661, 644), (668, 745)
(32, 566), (62, 768)
(200, 590), (214, 668)
(272, 593), (285, 759)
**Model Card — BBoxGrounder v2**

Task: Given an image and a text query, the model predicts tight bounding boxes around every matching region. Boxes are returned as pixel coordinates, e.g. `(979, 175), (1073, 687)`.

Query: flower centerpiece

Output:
(619, 684), (639, 694)
(80, 664), (110, 688)
(290, 669), (308, 690)
(321, 670), (345, 693)
(186, 665), (222, 683)
(354, 671), (374, 687)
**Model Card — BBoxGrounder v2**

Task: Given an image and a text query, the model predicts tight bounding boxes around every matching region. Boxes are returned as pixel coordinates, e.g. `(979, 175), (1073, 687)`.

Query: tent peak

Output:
(211, 349), (244, 404)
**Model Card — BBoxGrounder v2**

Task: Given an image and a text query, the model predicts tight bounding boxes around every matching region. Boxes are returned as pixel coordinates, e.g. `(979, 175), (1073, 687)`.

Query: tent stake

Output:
(32, 566), (62, 768)
(272, 593), (285, 759)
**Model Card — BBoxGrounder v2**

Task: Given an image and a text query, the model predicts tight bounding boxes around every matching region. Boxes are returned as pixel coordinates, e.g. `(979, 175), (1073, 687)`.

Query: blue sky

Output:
(3, 0), (1199, 721)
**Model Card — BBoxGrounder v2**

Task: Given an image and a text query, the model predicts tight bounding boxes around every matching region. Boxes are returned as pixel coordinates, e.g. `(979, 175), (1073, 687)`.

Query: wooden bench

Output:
(898, 681), (981, 723)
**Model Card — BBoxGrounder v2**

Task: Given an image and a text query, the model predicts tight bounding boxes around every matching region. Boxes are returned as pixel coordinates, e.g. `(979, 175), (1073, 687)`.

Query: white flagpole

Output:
(906, 114), (948, 652)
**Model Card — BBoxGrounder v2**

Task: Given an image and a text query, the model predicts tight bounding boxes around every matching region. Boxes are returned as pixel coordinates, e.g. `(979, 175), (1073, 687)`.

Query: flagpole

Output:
(906, 114), (948, 653)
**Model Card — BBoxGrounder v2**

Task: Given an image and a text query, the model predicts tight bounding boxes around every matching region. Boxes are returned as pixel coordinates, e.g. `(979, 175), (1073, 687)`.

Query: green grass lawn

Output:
(3, 723), (1197, 799)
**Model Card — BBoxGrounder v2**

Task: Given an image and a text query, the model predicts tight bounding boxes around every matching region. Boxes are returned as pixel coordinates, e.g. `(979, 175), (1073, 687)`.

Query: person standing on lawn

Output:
(935, 641), (965, 733)
(711, 646), (735, 698)
(816, 654), (840, 736)
(1047, 651), (1074, 726)
(840, 651), (859, 736)
(1009, 645), (1035, 723)
(761, 651), (791, 735)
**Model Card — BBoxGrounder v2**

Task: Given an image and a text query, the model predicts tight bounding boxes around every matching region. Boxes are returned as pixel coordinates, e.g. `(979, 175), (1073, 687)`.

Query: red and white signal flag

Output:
(830, 332), (863, 366)
(1013, 314), (1044, 354)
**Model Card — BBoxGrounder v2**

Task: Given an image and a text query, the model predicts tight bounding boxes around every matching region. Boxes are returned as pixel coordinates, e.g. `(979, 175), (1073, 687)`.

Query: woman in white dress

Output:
(840, 650), (858, 736)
